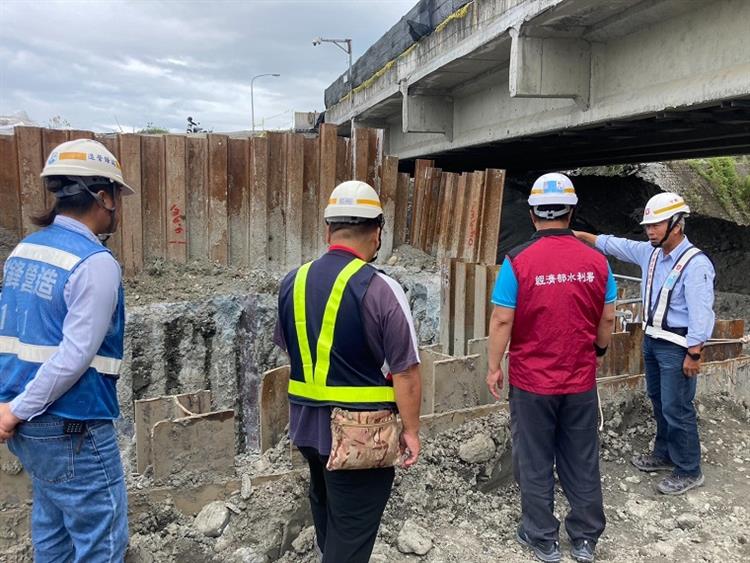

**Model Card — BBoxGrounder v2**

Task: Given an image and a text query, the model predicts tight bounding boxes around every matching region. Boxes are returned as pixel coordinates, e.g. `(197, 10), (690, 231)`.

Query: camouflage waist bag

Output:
(326, 408), (400, 471)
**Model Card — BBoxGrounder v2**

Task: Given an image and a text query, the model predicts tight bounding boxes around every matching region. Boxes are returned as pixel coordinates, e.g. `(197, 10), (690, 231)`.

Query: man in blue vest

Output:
(575, 192), (715, 496)
(274, 180), (422, 563)
(0, 138), (134, 561)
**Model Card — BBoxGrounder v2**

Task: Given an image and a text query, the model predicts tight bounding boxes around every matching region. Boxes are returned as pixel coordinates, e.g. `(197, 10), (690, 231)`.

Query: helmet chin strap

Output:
(370, 229), (382, 263)
(651, 213), (683, 248)
(90, 189), (117, 244)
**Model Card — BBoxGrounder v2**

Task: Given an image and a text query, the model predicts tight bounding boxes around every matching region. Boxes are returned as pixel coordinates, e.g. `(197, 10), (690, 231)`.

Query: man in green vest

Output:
(274, 180), (422, 563)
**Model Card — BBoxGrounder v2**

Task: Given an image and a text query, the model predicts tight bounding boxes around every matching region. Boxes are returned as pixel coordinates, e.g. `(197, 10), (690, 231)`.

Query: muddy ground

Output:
(117, 392), (750, 563)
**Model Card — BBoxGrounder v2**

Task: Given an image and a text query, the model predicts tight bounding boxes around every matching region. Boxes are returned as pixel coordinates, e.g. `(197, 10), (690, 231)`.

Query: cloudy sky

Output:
(0, 0), (414, 133)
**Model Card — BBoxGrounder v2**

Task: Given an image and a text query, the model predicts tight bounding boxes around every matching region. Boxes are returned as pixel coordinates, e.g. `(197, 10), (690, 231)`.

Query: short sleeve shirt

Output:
(491, 256), (618, 308)
(273, 252), (420, 455)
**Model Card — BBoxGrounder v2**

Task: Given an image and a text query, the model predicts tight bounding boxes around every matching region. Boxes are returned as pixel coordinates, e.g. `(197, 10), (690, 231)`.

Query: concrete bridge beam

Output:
(509, 28), (591, 109)
(400, 80), (455, 139)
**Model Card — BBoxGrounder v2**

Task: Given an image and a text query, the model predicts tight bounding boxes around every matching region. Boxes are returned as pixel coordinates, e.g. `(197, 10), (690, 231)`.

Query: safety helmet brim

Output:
(41, 139), (136, 196)
(640, 212), (689, 226)
(42, 164), (135, 196)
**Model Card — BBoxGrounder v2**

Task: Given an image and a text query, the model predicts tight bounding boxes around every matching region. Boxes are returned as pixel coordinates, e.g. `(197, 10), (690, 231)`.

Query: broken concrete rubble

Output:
(194, 501), (230, 538)
(396, 519), (433, 555)
(458, 432), (496, 464)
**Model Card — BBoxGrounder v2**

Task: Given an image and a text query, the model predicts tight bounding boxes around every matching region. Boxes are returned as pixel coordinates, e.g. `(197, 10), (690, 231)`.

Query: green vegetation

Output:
(138, 122), (170, 134)
(687, 156), (750, 215)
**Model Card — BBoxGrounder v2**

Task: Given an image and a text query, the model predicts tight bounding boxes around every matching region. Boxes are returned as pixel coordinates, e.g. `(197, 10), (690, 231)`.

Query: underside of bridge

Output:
(402, 98), (750, 173)
(324, 0), (750, 174)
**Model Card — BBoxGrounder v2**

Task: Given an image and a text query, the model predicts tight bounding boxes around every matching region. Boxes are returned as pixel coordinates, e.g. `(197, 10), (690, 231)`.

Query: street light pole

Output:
(312, 37), (353, 100)
(251, 73), (280, 133)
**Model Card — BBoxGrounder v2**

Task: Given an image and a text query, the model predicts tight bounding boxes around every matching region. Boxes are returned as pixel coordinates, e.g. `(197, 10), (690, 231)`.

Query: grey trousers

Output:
(510, 385), (606, 544)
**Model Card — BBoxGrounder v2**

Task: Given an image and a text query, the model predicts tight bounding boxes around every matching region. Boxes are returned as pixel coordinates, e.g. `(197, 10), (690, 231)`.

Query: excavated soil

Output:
(117, 392), (750, 563)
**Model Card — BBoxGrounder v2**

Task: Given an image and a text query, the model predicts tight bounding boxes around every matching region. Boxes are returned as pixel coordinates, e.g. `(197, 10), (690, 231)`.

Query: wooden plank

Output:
(134, 391), (212, 474)
(352, 127), (369, 182)
(461, 171), (485, 262)
(394, 172), (410, 248)
(419, 167), (439, 251)
(418, 348), (451, 415)
(302, 136), (320, 261)
(186, 136), (209, 261)
(367, 128), (383, 189)
(207, 134), (229, 265)
(433, 355), (481, 413)
(164, 135), (187, 263)
(436, 173), (457, 259)
(335, 136), (351, 186)
(285, 133), (304, 267)
(152, 410), (235, 483)
(473, 264), (489, 339)
(467, 337), (497, 404)
(478, 169), (505, 265)
(119, 134), (143, 275)
(379, 155), (399, 262)
(266, 132), (287, 268)
(439, 258), (456, 355)
(411, 159), (434, 248)
(249, 136), (269, 265)
(712, 319), (745, 339)
(318, 124), (338, 254)
(486, 264), (500, 332)
(427, 171), (446, 255)
(228, 138), (250, 267)
(98, 135), (123, 262)
(140, 135), (167, 261)
(0, 135), (22, 240)
(260, 366), (291, 453)
(41, 129), (70, 209)
(15, 126), (45, 236)
(453, 261), (475, 356)
(67, 129), (94, 140)
(449, 173), (468, 259)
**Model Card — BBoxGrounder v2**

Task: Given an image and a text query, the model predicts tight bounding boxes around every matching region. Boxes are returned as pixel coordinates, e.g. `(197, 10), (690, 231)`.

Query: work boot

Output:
(656, 472), (705, 495)
(570, 539), (596, 562)
(516, 525), (561, 562)
(631, 453), (674, 472)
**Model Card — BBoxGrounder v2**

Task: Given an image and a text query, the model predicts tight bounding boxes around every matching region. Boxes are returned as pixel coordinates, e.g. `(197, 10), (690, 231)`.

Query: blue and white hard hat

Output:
(528, 173), (578, 207)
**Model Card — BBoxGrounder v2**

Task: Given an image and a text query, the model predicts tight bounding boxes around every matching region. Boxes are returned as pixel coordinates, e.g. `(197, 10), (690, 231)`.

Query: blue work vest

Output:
(0, 224), (124, 420)
(278, 250), (395, 409)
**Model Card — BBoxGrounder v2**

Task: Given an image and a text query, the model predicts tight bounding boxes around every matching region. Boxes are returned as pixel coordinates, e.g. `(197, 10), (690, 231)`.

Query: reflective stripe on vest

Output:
(0, 335), (122, 376)
(642, 246), (702, 348)
(9, 243), (81, 271)
(287, 259), (396, 404)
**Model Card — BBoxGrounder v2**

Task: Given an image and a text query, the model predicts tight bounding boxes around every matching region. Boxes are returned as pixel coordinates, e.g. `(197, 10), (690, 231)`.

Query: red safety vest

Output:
(507, 229), (609, 395)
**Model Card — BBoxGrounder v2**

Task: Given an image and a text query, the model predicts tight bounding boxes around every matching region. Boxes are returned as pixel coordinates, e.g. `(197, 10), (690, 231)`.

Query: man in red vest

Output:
(487, 173), (617, 563)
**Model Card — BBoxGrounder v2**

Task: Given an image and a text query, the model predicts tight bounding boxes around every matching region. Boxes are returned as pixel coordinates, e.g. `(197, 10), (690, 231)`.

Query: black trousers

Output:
(298, 446), (395, 563)
(510, 385), (606, 544)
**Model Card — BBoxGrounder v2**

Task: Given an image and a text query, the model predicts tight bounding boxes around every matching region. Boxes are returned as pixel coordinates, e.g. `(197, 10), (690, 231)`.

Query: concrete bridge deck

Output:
(324, 0), (750, 171)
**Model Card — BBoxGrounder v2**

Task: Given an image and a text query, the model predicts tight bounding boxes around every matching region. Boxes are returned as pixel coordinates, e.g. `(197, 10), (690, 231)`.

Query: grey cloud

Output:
(0, 0), (414, 132)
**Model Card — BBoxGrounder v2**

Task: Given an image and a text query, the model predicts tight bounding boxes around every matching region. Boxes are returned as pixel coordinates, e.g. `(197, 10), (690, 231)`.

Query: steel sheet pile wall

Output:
(0, 125), (396, 276)
(406, 158), (506, 355)
(408, 159), (505, 263)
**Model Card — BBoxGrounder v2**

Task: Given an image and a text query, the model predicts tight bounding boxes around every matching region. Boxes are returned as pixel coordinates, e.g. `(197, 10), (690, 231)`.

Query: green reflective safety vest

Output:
(284, 255), (396, 406)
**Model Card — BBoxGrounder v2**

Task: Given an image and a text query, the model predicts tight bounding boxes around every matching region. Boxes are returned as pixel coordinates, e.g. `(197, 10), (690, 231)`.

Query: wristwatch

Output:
(687, 350), (702, 361)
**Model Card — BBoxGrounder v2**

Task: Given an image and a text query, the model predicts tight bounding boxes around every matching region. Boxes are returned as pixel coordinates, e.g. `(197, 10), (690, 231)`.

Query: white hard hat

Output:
(325, 180), (383, 222)
(41, 138), (135, 195)
(640, 192), (690, 225)
(528, 173), (578, 207)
